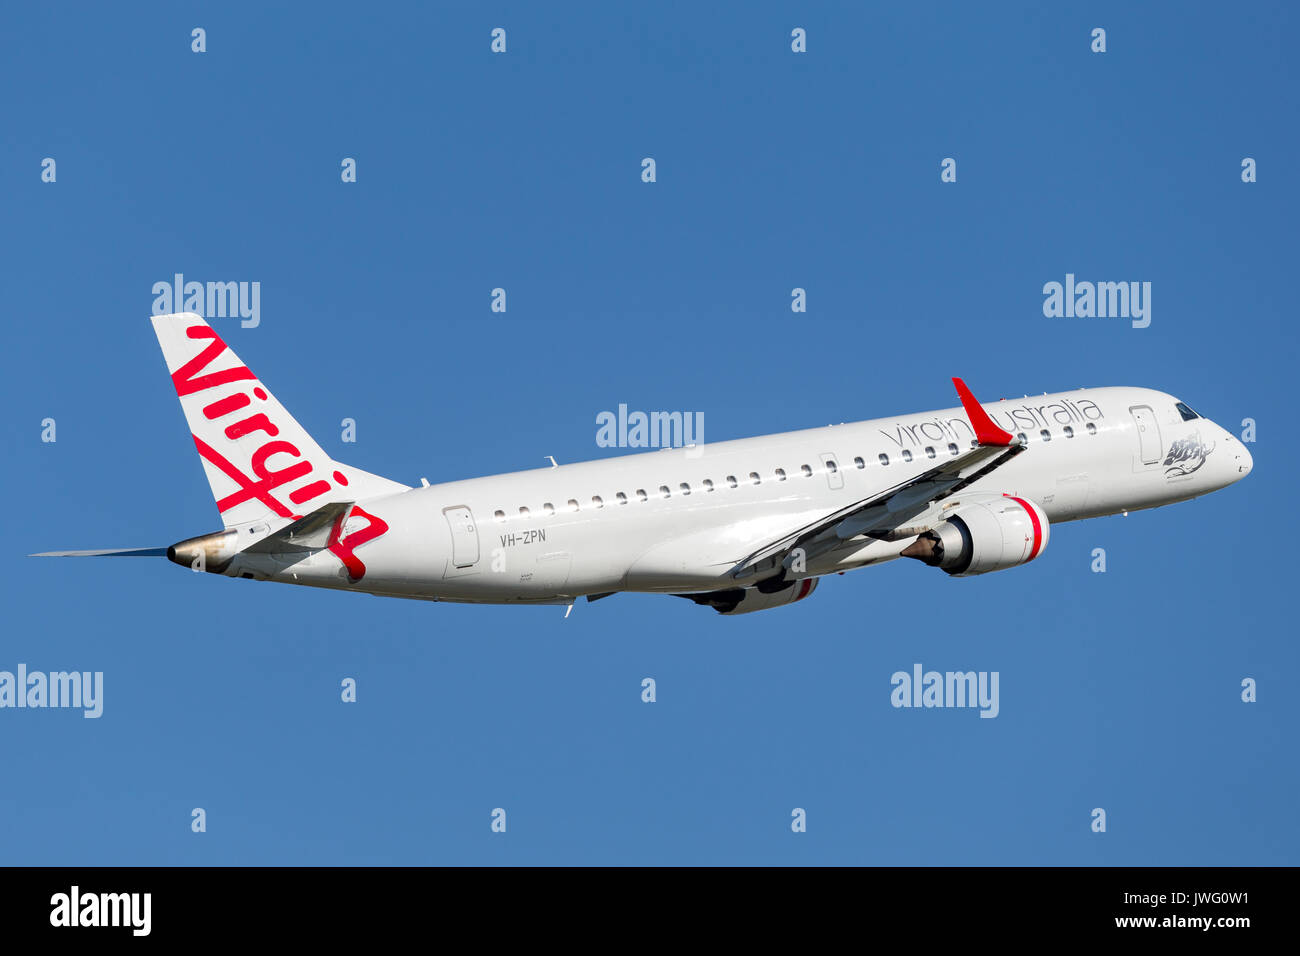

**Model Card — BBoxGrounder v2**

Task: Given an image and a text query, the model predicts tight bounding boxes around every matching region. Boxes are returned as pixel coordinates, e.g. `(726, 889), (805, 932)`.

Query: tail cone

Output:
(167, 529), (238, 574)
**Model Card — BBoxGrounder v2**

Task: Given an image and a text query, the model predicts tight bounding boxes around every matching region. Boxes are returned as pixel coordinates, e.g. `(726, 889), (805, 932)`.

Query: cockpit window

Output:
(1175, 401), (1200, 422)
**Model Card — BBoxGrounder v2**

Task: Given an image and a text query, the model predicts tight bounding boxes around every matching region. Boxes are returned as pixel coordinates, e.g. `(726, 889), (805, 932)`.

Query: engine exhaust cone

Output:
(900, 533), (944, 566)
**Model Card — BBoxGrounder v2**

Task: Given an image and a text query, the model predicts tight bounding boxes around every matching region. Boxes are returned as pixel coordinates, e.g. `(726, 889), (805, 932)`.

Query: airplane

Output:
(35, 312), (1252, 614)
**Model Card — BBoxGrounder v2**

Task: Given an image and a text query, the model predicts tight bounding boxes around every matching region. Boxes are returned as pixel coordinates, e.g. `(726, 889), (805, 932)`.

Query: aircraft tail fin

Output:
(150, 312), (409, 529)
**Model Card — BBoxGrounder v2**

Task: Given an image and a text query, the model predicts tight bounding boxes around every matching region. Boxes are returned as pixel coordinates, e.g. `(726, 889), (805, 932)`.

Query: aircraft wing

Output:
(730, 378), (1025, 583)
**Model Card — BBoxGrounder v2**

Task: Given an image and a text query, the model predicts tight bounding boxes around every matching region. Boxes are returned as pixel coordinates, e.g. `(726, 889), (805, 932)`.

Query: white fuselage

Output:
(232, 386), (1251, 604)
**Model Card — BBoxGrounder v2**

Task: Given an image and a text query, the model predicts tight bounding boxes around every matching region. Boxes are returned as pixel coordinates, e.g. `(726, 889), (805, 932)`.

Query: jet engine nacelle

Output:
(683, 577), (819, 615)
(900, 496), (1049, 576)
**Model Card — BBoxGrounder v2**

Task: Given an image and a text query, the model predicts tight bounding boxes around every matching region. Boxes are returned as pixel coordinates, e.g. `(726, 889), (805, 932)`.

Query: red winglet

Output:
(952, 377), (1015, 446)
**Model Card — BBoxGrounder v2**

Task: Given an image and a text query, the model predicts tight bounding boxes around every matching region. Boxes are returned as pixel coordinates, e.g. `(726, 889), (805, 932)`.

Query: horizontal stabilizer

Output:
(31, 547), (168, 558)
(241, 501), (353, 554)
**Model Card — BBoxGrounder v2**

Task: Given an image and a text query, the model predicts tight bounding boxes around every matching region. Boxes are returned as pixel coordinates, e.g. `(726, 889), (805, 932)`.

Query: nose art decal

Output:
(1163, 431), (1215, 477)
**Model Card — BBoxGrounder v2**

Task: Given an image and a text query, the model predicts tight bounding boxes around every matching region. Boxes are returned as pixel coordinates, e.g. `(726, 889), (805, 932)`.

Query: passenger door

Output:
(1129, 405), (1162, 466)
(442, 505), (480, 569)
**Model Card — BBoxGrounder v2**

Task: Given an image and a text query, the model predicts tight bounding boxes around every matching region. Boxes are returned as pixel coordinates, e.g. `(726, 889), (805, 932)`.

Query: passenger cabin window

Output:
(1040, 429), (1051, 442)
(826, 460), (838, 473)
(947, 442), (959, 456)
(702, 479), (714, 492)
(679, 483), (691, 495)
(1016, 432), (1027, 444)
(659, 485), (671, 498)
(879, 453), (890, 466)
(749, 472), (761, 485)
(801, 464), (812, 477)
(543, 502), (555, 515)
(902, 449), (913, 463)
(775, 468), (787, 481)
(1176, 401), (1200, 422)
(854, 457), (865, 469)
(566, 499), (579, 512)
(519, 506), (531, 517)
(636, 489), (648, 501)
(592, 496), (604, 508)
(616, 492), (627, 505)
(925, 446), (936, 459)
(1085, 423), (1097, 435)
(1063, 426), (1074, 438)
(726, 475), (738, 488)
(494, 510), (505, 522)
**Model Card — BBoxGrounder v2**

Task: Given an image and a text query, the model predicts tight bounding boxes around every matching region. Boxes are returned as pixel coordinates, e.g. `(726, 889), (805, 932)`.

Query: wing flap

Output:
(730, 378), (1026, 581)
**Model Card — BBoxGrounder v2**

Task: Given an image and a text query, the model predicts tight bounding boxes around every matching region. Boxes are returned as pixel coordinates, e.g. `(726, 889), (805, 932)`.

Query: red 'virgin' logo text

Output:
(328, 506), (389, 581)
(175, 325), (332, 518)
(173, 323), (389, 578)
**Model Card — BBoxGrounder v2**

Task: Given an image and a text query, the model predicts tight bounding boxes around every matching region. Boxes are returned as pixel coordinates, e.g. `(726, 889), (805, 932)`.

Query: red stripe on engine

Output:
(1005, 495), (1043, 561)
(797, 578), (814, 599)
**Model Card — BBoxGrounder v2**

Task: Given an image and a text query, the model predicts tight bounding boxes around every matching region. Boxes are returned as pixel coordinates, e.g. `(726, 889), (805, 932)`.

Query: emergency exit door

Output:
(442, 505), (480, 568)
(820, 453), (844, 490)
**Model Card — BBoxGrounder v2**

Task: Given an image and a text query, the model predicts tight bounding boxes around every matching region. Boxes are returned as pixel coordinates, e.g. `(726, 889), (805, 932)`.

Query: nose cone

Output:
(1236, 439), (1253, 477)
(1218, 425), (1252, 483)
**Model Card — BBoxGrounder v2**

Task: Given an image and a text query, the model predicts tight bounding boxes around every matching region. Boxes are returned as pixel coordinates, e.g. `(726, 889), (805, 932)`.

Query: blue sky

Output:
(2, 1), (1295, 864)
